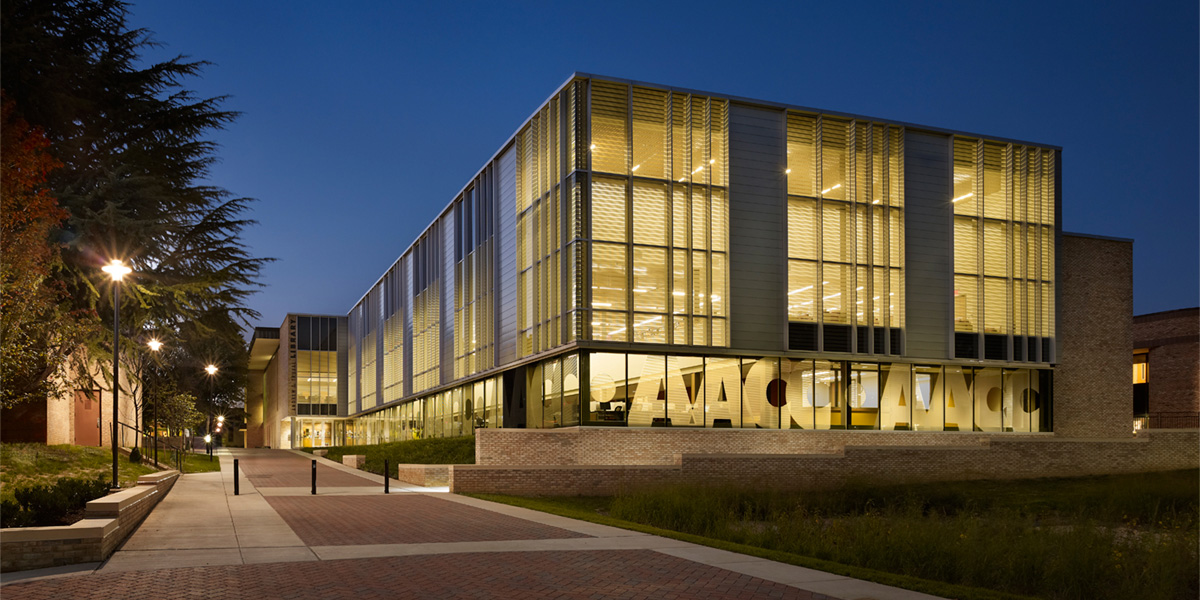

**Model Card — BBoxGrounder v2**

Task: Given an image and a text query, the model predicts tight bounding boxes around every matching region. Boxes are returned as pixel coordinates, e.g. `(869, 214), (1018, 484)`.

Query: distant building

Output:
(1133, 308), (1199, 429)
(0, 352), (140, 448)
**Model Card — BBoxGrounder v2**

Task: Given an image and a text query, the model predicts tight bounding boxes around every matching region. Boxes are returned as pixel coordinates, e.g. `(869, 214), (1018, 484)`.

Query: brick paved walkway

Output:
(236, 450), (376, 487)
(2, 550), (814, 600)
(0, 449), (944, 600)
(268, 495), (590, 546)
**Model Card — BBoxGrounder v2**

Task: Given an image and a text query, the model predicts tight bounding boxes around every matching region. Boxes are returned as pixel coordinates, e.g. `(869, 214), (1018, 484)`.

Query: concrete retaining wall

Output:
(0, 470), (179, 572)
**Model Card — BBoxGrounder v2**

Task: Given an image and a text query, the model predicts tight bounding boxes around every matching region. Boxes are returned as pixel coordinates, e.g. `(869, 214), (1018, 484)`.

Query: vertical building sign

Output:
(288, 315), (298, 415)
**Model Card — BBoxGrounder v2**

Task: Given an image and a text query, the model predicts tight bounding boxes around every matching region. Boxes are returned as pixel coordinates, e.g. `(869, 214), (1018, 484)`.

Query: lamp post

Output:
(102, 259), (132, 488)
(205, 364), (217, 456)
(148, 338), (162, 467)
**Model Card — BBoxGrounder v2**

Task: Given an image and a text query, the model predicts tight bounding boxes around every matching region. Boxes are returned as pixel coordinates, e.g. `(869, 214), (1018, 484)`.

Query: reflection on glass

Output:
(880, 363), (911, 430)
(848, 363), (879, 430)
(974, 367), (1004, 432)
(782, 358), (813, 429)
(705, 357), (740, 428)
(563, 354), (580, 427)
(742, 357), (780, 429)
(628, 354), (666, 427)
(588, 352), (628, 424)
(667, 356), (704, 427)
(912, 365), (944, 431)
(814, 360), (842, 429)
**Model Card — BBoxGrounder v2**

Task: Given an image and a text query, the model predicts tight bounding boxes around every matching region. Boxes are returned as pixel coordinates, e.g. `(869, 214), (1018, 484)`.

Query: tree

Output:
(0, 97), (99, 408)
(1, 0), (271, 406)
(157, 391), (202, 438)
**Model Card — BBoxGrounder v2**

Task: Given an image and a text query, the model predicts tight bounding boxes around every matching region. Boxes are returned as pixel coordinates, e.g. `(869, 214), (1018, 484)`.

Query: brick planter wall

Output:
(0, 470), (179, 572)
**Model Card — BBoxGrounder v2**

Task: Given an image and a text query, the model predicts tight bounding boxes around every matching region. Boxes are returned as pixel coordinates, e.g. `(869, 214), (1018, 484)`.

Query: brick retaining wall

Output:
(395, 464), (450, 487)
(454, 429), (1197, 496)
(0, 470), (179, 572)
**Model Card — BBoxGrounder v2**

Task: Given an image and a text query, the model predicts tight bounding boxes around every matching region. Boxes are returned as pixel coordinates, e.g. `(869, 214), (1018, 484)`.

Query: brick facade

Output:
(1134, 307), (1199, 423)
(1054, 234), (1133, 438)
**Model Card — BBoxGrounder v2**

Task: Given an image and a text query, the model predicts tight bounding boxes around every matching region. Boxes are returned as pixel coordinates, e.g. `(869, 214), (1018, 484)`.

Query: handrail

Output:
(117, 420), (188, 472)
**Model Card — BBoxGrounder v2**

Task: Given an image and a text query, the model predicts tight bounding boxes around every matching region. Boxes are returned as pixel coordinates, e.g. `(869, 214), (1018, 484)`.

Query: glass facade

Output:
(952, 138), (1056, 361)
(338, 374), (503, 446)
(535, 351), (1050, 432)
(295, 316), (339, 416)
(587, 82), (729, 348)
(787, 115), (904, 353)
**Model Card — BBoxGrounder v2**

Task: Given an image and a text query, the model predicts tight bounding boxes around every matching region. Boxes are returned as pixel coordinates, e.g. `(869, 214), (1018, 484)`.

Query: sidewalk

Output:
(2, 448), (945, 600)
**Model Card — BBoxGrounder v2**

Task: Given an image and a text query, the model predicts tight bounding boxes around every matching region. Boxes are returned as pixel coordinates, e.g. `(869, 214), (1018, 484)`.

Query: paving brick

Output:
(2, 551), (814, 599)
(266, 495), (590, 546)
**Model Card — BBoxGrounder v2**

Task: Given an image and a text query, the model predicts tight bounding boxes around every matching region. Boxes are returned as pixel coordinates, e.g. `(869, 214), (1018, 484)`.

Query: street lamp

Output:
(102, 259), (132, 488)
(147, 338), (162, 467)
(204, 365), (218, 456)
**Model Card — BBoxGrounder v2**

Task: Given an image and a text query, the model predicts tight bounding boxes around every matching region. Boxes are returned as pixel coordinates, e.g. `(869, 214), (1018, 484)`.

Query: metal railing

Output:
(1134, 412), (1200, 431)
(117, 420), (189, 472)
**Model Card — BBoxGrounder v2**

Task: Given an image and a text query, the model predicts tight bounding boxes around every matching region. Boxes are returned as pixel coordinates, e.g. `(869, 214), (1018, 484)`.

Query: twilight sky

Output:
(127, 0), (1199, 333)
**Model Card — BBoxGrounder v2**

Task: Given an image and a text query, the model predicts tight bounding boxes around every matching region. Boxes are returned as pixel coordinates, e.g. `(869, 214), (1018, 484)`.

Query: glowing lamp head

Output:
(217, 415), (224, 423)
(205, 364), (218, 376)
(148, 339), (163, 352)
(204, 434), (212, 443)
(101, 259), (133, 281)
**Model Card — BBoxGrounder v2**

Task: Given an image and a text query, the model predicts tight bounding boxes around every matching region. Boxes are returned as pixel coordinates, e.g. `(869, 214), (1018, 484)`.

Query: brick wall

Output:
(394, 464), (449, 487)
(0, 471), (178, 572)
(1055, 234), (1133, 438)
(479, 427), (1009, 466)
(1134, 308), (1199, 420)
(454, 429), (1198, 496)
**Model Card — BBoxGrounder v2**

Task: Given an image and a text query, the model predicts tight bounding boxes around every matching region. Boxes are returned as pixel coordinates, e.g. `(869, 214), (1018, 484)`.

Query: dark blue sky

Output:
(128, 0), (1198, 331)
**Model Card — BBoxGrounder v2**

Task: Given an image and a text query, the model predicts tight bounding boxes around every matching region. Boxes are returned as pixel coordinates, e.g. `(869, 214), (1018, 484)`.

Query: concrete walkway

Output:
(2, 448), (945, 600)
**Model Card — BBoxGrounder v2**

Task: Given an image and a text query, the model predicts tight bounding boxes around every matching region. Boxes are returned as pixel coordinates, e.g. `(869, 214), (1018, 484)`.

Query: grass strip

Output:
(467, 492), (1037, 600)
(1, 443), (159, 502)
(300, 436), (475, 476)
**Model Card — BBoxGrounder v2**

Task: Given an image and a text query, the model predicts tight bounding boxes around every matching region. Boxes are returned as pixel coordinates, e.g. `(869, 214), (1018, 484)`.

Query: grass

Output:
(302, 436), (475, 476)
(471, 470), (1199, 600)
(180, 451), (222, 473)
(1, 443), (159, 503)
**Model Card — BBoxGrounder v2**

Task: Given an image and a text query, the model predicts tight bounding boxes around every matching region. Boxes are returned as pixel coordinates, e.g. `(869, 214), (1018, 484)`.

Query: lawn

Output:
(473, 470), (1199, 600)
(0, 443), (160, 503)
(302, 436), (475, 476)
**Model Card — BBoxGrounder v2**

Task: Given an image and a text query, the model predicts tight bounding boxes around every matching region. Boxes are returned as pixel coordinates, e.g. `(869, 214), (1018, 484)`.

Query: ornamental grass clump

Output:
(608, 472), (1198, 600)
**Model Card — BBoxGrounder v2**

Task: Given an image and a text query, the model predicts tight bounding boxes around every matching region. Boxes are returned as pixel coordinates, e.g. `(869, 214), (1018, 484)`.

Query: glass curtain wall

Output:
(516, 81), (584, 358)
(579, 351), (1051, 432)
(787, 115), (904, 353)
(587, 81), (729, 348)
(952, 138), (1056, 361)
(412, 232), (442, 392)
(295, 316), (339, 416)
(339, 374), (504, 445)
(454, 183), (496, 379)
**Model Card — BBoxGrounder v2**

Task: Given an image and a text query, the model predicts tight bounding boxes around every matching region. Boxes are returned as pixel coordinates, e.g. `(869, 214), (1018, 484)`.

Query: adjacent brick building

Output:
(1134, 307), (1199, 429)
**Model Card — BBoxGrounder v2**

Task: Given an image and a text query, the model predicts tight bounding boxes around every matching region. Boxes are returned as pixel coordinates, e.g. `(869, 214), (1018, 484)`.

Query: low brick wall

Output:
(454, 430), (1198, 496)
(0, 470), (180, 572)
(477, 427), (1015, 466)
(395, 464), (451, 487)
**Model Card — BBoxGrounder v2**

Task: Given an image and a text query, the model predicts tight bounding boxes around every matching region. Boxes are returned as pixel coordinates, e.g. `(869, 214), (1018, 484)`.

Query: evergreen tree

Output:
(1, 0), (270, 405)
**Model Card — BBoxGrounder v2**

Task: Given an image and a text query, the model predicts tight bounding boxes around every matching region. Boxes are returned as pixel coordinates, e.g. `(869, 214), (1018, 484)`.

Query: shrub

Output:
(3, 475), (111, 527)
(129, 447), (142, 464)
